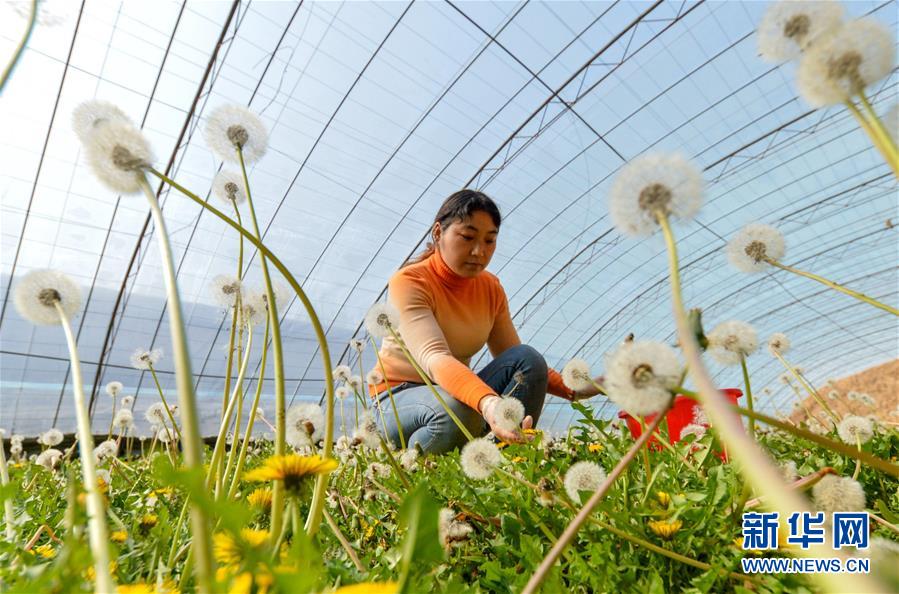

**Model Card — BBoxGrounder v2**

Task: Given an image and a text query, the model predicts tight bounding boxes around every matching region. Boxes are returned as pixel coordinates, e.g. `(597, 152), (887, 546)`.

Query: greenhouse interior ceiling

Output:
(1, 0), (897, 438)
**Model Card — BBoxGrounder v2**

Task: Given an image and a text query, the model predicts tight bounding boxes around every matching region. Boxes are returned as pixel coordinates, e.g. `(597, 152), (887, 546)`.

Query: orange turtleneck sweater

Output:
(369, 251), (573, 411)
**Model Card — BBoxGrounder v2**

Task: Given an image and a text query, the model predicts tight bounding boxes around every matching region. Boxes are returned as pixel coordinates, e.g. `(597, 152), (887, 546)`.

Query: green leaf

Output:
(396, 483), (442, 593)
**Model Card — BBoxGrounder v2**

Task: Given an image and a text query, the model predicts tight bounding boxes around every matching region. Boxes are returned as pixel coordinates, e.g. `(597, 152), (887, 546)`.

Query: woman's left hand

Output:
(480, 396), (534, 443)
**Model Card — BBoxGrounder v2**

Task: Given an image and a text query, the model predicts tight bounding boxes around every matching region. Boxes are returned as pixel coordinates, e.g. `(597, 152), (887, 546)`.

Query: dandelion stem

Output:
(765, 257), (898, 317)
(521, 408), (668, 594)
(323, 508), (366, 572)
(371, 337), (405, 449)
(739, 355), (755, 439)
(854, 93), (899, 177)
(0, 431), (17, 543)
(388, 327), (474, 441)
(852, 433), (862, 481)
(227, 318), (270, 499)
(148, 363), (183, 444)
(655, 213), (881, 593)
(54, 303), (114, 594)
(137, 175), (213, 593)
(0, 0), (36, 93)
(147, 166), (337, 538)
(772, 350), (839, 425)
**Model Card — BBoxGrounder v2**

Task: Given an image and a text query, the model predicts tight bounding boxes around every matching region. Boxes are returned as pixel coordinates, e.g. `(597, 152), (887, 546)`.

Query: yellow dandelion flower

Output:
(34, 543), (55, 559)
(587, 443), (603, 453)
(86, 561), (118, 581)
(153, 486), (175, 498)
(213, 528), (270, 565)
(656, 491), (671, 506)
(118, 585), (154, 594)
(332, 582), (399, 594)
(111, 530), (128, 543)
(496, 441), (509, 449)
(522, 428), (540, 436)
(247, 487), (273, 510)
(244, 455), (338, 493)
(224, 569), (274, 594)
(140, 514), (158, 529)
(648, 519), (682, 540)
(97, 477), (109, 495)
(510, 456), (526, 463)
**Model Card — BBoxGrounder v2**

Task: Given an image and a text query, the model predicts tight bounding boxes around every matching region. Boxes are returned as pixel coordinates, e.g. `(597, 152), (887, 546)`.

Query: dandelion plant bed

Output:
(2, 407), (897, 593)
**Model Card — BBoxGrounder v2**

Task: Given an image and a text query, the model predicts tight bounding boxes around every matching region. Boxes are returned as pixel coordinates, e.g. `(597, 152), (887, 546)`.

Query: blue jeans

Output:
(374, 344), (548, 454)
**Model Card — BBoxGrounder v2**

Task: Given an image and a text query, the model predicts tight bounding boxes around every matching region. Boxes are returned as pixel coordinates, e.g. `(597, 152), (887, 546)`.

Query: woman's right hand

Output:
(479, 395), (533, 443)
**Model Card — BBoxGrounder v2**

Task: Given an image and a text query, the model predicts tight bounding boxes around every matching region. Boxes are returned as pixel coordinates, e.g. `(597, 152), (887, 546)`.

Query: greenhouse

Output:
(0, 0), (897, 592)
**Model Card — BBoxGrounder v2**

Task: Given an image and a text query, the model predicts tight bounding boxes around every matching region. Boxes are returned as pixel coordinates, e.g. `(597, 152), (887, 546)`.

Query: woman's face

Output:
(434, 210), (499, 278)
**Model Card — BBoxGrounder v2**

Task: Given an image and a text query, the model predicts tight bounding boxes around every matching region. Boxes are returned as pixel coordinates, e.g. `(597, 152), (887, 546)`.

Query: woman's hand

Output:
(479, 395), (533, 444)
(571, 375), (605, 401)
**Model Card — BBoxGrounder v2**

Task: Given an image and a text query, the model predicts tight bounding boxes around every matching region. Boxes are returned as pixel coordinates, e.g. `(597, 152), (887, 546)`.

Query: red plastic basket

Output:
(617, 389), (742, 459)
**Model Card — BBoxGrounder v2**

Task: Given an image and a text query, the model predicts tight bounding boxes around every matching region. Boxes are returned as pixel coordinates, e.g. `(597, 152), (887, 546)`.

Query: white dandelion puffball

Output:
(212, 170), (247, 205)
(105, 381), (124, 397)
(84, 120), (154, 194)
(812, 474), (866, 513)
(797, 19), (895, 107)
(211, 274), (242, 308)
(113, 408), (134, 430)
(780, 460), (799, 483)
(561, 358), (593, 393)
(352, 412), (380, 449)
(145, 402), (169, 425)
(333, 365), (352, 383)
(767, 332), (791, 356)
(204, 104), (268, 163)
(727, 223), (786, 273)
(96, 469), (112, 488)
(605, 340), (680, 416)
(261, 280), (290, 312)
(156, 427), (174, 444)
(608, 153), (704, 236)
(240, 292), (267, 326)
(72, 100), (133, 143)
(39, 428), (64, 447)
(680, 423), (707, 440)
(130, 347), (162, 370)
(837, 415), (874, 445)
(707, 320), (759, 366)
(439, 508), (473, 549)
(286, 403), (325, 449)
(364, 302), (401, 339)
(460, 438), (502, 480)
(93, 439), (118, 464)
(334, 386), (351, 400)
(120, 395), (134, 408)
(564, 461), (607, 503)
(757, 1), (843, 63)
(13, 269), (81, 325)
(399, 448), (419, 471)
(349, 338), (365, 353)
(348, 375), (364, 394)
(366, 369), (384, 387)
(36, 448), (63, 470)
(493, 398), (525, 432)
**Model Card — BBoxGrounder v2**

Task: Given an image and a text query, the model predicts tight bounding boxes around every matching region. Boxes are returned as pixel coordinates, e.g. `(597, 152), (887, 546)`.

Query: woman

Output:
(368, 189), (602, 454)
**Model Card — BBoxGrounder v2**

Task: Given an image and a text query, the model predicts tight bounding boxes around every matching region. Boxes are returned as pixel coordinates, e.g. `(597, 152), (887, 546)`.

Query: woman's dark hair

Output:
(404, 189), (502, 267)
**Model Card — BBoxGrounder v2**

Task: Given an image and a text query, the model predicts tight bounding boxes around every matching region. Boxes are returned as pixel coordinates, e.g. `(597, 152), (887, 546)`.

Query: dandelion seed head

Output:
(781, 460), (799, 482)
(36, 448), (63, 470)
(333, 365), (352, 383)
(204, 104), (268, 163)
(353, 412), (381, 449)
(348, 375), (363, 394)
(564, 461), (606, 503)
(680, 424), (707, 440)
(460, 438), (501, 480)
(605, 340), (680, 416)
(145, 402), (169, 425)
(212, 170), (247, 205)
(211, 274), (242, 308)
(334, 386), (351, 400)
(120, 395), (134, 409)
(39, 428), (63, 447)
(130, 347), (162, 370)
(13, 269), (81, 325)
(240, 292), (267, 326)
(493, 398), (525, 432)
(286, 403), (325, 449)
(812, 474), (865, 513)
(707, 320), (759, 366)
(105, 381), (124, 397)
(439, 508), (473, 549)
(364, 302), (401, 339)
(797, 19), (895, 107)
(365, 462), (391, 480)
(757, 1), (843, 63)
(114, 408), (134, 430)
(349, 338), (365, 353)
(93, 439), (118, 464)
(837, 415), (874, 445)
(72, 100), (132, 143)
(366, 369), (384, 386)
(768, 332), (791, 356)
(727, 223), (786, 273)
(608, 153), (704, 236)
(84, 120), (154, 194)
(399, 448), (419, 472)
(561, 358), (593, 392)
